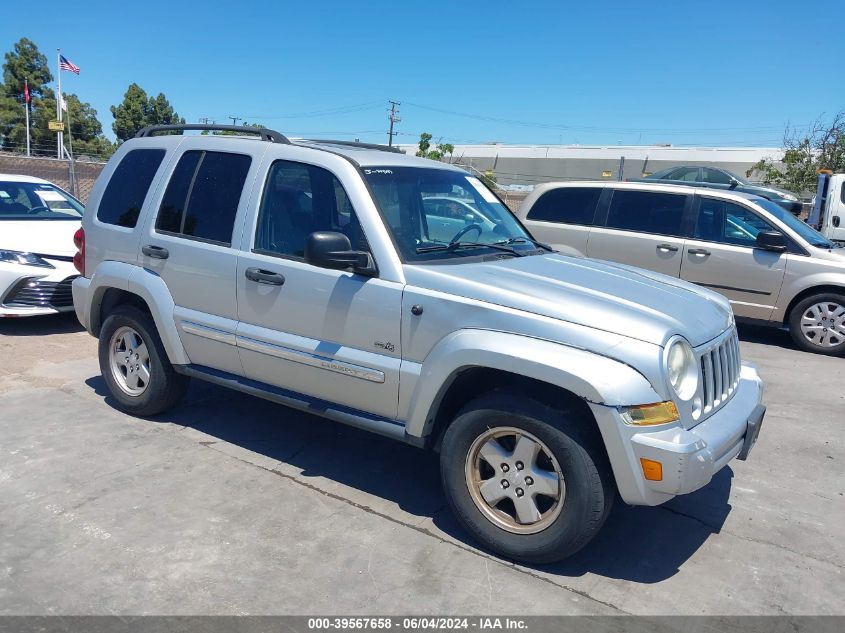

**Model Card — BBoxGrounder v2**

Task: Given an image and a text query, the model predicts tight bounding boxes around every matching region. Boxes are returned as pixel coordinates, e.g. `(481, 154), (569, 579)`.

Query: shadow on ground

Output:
(736, 322), (795, 351)
(85, 373), (733, 584)
(0, 312), (83, 336)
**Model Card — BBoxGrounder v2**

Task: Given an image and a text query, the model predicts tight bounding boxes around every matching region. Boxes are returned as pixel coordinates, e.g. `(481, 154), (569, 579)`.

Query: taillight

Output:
(73, 227), (85, 276)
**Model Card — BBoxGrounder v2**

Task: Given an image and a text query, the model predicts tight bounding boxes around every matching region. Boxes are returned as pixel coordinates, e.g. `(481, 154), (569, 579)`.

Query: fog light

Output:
(640, 458), (663, 481)
(620, 401), (679, 426)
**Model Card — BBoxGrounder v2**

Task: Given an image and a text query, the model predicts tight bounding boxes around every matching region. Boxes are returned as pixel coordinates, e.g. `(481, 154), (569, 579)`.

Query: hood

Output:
(0, 220), (80, 257)
(404, 253), (733, 347)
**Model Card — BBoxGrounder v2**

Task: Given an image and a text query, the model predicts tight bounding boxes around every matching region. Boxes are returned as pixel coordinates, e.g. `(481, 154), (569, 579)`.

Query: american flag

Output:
(59, 55), (80, 74)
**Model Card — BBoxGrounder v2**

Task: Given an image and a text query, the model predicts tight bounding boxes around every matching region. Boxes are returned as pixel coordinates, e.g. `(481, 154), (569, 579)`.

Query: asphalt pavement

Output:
(0, 314), (842, 615)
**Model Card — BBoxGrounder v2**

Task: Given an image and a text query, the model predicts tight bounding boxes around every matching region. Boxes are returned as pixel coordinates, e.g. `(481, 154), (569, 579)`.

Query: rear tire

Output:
(98, 304), (189, 416)
(787, 293), (845, 356)
(439, 392), (614, 564)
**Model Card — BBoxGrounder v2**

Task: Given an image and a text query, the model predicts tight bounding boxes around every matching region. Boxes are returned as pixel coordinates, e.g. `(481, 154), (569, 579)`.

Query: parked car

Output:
(0, 174), (83, 318)
(631, 165), (803, 215)
(519, 181), (845, 355)
(73, 125), (764, 563)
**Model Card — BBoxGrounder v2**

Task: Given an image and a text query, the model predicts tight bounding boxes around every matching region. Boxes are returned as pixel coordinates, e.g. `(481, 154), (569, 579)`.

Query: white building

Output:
(395, 143), (785, 189)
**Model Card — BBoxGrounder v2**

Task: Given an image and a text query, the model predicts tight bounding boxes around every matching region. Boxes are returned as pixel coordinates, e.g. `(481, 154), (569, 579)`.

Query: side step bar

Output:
(173, 364), (424, 447)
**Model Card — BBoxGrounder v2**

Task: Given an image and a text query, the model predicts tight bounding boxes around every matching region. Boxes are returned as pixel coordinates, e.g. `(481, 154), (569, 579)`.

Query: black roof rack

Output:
(304, 139), (403, 154)
(135, 124), (290, 144)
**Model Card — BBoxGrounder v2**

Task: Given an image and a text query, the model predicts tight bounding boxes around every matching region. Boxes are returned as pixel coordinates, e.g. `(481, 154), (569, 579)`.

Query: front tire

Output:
(98, 304), (189, 416)
(788, 293), (845, 356)
(439, 392), (614, 564)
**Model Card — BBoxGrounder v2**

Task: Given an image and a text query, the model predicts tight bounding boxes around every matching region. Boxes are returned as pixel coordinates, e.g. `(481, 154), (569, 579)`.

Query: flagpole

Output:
(56, 49), (63, 159)
(24, 78), (30, 157)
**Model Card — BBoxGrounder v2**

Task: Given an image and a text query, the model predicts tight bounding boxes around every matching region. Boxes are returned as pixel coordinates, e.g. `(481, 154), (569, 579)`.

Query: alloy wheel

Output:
(465, 426), (565, 534)
(108, 326), (151, 396)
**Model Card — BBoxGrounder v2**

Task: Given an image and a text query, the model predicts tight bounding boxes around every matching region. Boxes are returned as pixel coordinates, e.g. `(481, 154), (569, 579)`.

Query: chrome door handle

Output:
(688, 248), (711, 256)
(141, 244), (169, 259)
(245, 267), (285, 286)
(656, 243), (679, 252)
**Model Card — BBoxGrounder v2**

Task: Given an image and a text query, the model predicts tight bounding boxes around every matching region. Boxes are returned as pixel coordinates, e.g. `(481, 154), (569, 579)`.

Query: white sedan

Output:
(0, 174), (83, 318)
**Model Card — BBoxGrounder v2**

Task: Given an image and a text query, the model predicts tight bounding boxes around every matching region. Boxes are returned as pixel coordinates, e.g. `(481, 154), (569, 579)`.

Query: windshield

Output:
(755, 198), (835, 248)
(363, 166), (535, 262)
(0, 181), (84, 220)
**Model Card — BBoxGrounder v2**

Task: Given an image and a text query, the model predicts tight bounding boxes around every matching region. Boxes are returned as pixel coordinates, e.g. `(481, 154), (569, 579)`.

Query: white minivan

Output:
(519, 181), (845, 355)
(0, 174), (82, 318)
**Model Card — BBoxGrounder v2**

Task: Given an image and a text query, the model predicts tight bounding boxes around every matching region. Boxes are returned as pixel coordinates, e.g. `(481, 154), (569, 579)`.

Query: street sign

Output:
(48, 120), (64, 132)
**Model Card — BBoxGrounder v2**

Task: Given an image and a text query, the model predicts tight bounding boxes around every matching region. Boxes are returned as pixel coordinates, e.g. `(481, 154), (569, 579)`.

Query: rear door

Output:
(680, 196), (787, 320)
(587, 188), (691, 277)
(139, 141), (265, 375)
(522, 186), (603, 256)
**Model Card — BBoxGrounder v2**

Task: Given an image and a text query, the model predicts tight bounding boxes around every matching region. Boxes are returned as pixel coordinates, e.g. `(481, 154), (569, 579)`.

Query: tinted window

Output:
(527, 187), (602, 225)
(606, 190), (686, 236)
(156, 150), (251, 245)
(841, 182), (845, 204)
(701, 168), (733, 185)
(255, 160), (362, 259)
(675, 167), (700, 182)
(97, 149), (165, 227)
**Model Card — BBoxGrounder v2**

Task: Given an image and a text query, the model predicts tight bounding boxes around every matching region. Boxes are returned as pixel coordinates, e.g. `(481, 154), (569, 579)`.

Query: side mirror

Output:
(304, 231), (376, 275)
(755, 230), (787, 252)
(729, 178), (740, 190)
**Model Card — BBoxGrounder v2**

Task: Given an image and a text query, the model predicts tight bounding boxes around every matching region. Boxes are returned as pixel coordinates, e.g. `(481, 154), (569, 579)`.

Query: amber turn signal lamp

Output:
(620, 401), (679, 426)
(640, 458), (663, 481)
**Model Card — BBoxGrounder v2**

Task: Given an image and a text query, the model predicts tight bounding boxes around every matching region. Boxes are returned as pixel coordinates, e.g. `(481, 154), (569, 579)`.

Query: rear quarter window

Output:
(97, 149), (166, 228)
(155, 150), (252, 245)
(526, 187), (602, 225)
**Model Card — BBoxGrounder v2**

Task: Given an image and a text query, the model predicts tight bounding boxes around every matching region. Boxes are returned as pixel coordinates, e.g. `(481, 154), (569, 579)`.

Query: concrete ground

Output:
(0, 314), (842, 615)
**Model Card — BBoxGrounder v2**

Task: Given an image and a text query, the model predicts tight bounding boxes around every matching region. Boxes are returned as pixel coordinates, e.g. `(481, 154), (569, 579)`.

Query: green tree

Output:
(2, 37), (51, 100)
(0, 38), (54, 154)
(415, 132), (454, 160)
(64, 94), (115, 158)
(747, 112), (845, 195)
(111, 83), (184, 142)
(480, 169), (498, 190)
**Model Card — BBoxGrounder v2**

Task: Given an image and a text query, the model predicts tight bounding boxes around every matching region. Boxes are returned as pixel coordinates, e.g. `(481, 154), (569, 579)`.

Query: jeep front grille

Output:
(699, 328), (741, 416)
(2, 276), (77, 309)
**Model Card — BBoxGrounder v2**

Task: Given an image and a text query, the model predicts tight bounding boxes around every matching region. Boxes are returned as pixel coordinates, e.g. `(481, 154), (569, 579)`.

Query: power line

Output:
(402, 101), (806, 135)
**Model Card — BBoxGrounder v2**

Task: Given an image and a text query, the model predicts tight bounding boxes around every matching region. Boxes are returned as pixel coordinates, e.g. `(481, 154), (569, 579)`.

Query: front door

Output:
(681, 196), (787, 320)
(587, 188), (690, 277)
(236, 157), (402, 420)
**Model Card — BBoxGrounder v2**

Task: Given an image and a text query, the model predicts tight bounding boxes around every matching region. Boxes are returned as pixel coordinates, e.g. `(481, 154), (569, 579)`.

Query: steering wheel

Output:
(25, 205), (51, 215)
(449, 223), (483, 245)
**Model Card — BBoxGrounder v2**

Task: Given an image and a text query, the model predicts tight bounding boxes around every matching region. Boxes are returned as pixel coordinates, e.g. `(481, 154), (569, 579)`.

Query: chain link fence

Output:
(0, 152), (106, 203)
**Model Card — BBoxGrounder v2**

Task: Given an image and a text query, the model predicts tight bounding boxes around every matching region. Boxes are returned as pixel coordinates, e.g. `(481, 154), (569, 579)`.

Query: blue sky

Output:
(2, 0), (842, 147)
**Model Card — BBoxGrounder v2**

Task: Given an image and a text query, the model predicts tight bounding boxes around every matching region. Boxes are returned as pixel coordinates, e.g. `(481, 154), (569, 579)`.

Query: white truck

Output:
(809, 171), (845, 245)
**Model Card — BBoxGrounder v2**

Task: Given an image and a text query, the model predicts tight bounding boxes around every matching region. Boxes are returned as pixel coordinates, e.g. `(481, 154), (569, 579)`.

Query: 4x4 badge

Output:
(374, 341), (395, 352)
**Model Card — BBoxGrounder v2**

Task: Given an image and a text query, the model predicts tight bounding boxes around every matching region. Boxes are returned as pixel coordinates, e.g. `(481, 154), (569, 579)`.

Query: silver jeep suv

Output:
(72, 124), (765, 563)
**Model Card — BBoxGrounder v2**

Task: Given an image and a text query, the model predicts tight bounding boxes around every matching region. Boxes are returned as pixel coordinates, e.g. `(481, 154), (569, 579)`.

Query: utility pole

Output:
(387, 101), (400, 147)
(229, 116), (241, 126)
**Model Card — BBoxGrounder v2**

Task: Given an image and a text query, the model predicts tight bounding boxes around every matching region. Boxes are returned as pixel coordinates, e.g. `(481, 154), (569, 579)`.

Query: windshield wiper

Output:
(416, 241), (526, 256)
(494, 236), (554, 252)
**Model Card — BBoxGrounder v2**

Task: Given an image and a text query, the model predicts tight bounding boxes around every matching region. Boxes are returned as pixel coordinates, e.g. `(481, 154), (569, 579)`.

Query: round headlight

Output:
(666, 338), (698, 401)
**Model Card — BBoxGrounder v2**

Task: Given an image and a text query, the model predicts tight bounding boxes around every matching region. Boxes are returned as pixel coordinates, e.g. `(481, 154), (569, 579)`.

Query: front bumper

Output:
(0, 261), (78, 318)
(590, 362), (764, 506)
